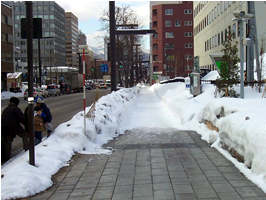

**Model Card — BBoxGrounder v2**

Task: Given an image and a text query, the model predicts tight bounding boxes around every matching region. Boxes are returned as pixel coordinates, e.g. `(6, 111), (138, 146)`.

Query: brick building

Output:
(151, 1), (194, 78)
(1, 2), (14, 91)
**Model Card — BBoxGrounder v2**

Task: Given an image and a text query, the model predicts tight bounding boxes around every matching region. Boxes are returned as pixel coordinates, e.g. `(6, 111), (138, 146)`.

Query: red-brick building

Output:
(151, 1), (194, 78)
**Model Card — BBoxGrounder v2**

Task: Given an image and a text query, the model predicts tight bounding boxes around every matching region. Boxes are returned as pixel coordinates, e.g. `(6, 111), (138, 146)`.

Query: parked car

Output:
(105, 80), (111, 88)
(24, 87), (42, 100)
(39, 88), (49, 97)
(47, 84), (60, 96)
(98, 83), (107, 89)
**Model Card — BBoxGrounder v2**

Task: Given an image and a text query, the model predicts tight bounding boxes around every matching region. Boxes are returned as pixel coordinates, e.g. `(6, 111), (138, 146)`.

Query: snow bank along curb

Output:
(199, 98), (266, 192)
(1, 86), (140, 200)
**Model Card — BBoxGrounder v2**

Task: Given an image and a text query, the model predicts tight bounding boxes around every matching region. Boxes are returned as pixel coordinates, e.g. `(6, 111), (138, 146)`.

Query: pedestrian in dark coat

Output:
(1, 97), (25, 164)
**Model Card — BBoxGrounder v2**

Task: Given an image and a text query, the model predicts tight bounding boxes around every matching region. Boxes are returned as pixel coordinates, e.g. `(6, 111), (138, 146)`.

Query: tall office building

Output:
(1, 2), (14, 90)
(8, 1), (66, 77)
(150, 1), (194, 78)
(194, 1), (266, 71)
(78, 30), (87, 45)
(65, 12), (79, 69)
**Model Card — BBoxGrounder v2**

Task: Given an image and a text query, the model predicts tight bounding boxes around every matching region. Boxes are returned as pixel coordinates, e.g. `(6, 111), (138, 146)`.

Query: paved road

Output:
(1, 89), (110, 158)
(25, 129), (265, 200)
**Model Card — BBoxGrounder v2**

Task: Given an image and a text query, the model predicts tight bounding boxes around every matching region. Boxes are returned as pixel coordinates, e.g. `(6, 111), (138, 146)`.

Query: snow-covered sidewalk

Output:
(1, 81), (266, 199)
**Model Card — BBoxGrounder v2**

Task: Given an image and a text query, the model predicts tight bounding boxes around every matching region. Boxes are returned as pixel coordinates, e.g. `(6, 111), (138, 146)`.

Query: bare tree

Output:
(100, 5), (143, 87)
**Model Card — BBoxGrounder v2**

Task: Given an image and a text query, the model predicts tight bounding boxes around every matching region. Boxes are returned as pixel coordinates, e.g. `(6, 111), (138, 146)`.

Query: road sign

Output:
(100, 64), (108, 72)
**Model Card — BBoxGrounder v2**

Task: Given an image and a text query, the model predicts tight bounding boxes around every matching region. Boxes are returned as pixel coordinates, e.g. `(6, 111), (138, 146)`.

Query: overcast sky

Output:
(56, 0), (150, 52)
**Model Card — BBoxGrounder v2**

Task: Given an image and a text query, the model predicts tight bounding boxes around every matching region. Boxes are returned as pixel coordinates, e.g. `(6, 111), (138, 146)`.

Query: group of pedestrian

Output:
(1, 96), (52, 164)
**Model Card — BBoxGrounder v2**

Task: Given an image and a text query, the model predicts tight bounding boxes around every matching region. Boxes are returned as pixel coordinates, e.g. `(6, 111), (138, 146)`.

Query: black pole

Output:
(38, 38), (42, 87)
(26, 1), (35, 166)
(130, 35), (134, 87)
(109, 1), (116, 91)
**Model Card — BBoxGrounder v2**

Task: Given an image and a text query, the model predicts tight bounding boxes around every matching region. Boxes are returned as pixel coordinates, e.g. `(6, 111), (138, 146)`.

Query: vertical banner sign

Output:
(82, 48), (86, 136)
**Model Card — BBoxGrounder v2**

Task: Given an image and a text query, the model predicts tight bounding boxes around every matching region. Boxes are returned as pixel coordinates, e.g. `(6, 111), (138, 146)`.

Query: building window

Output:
(152, 9), (157, 16)
(153, 33), (158, 38)
(165, 9), (173, 15)
(165, 43), (174, 50)
(153, 21), (158, 27)
(165, 20), (172, 27)
(165, 32), (174, 38)
(184, 32), (193, 37)
(232, 23), (236, 38)
(175, 20), (181, 27)
(153, 55), (158, 61)
(184, 55), (193, 60)
(225, 28), (228, 41)
(184, 9), (192, 14)
(153, 43), (158, 50)
(153, 66), (159, 72)
(184, 20), (192, 26)
(184, 43), (193, 48)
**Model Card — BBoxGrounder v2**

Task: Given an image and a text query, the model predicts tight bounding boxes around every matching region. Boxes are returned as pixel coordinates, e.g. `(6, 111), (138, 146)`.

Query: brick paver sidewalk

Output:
(26, 129), (266, 200)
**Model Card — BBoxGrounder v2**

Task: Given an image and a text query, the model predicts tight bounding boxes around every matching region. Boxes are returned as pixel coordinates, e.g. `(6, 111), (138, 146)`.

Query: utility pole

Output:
(38, 38), (42, 87)
(246, 2), (255, 82)
(109, 1), (117, 91)
(233, 11), (254, 98)
(249, 2), (262, 86)
(26, 1), (35, 166)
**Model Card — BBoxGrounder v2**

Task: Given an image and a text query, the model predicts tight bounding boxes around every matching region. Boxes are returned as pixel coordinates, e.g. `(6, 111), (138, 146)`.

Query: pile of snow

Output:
(1, 91), (24, 100)
(1, 86), (140, 200)
(201, 70), (220, 81)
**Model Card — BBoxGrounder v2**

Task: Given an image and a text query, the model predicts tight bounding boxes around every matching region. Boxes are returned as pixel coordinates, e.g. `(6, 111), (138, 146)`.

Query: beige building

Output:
(194, 1), (266, 71)
(65, 12), (79, 69)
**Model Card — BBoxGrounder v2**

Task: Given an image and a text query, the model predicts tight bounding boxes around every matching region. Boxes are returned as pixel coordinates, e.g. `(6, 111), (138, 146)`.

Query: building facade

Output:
(1, 2), (14, 91)
(65, 12), (79, 69)
(150, 1), (194, 79)
(78, 30), (87, 45)
(78, 44), (94, 78)
(6, 1), (66, 83)
(194, 1), (266, 71)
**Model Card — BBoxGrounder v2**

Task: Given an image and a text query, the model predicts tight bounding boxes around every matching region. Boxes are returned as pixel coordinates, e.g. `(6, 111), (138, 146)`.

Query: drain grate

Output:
(109, 143), (197, 150)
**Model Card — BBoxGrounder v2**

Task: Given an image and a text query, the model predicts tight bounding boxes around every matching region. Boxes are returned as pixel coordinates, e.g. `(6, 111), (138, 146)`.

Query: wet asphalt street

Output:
(1, 89), (110, 158)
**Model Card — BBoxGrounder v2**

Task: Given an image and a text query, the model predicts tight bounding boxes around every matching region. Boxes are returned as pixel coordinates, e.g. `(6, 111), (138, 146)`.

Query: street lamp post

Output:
(233, 11), (254, 99)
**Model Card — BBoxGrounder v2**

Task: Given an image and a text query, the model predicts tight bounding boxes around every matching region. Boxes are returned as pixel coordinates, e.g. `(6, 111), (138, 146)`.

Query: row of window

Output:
(165, 32), (193, 39)
(193, 2), (207, 18)
(194, 2), (235, 36)
(152, 8), (192, 16)
(164, 8), (192, 16)
(204, 26), (237, 52)
(152, 54), (193, 62)
(163, 20), (192, 28)
(153, 65), (193, 73)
